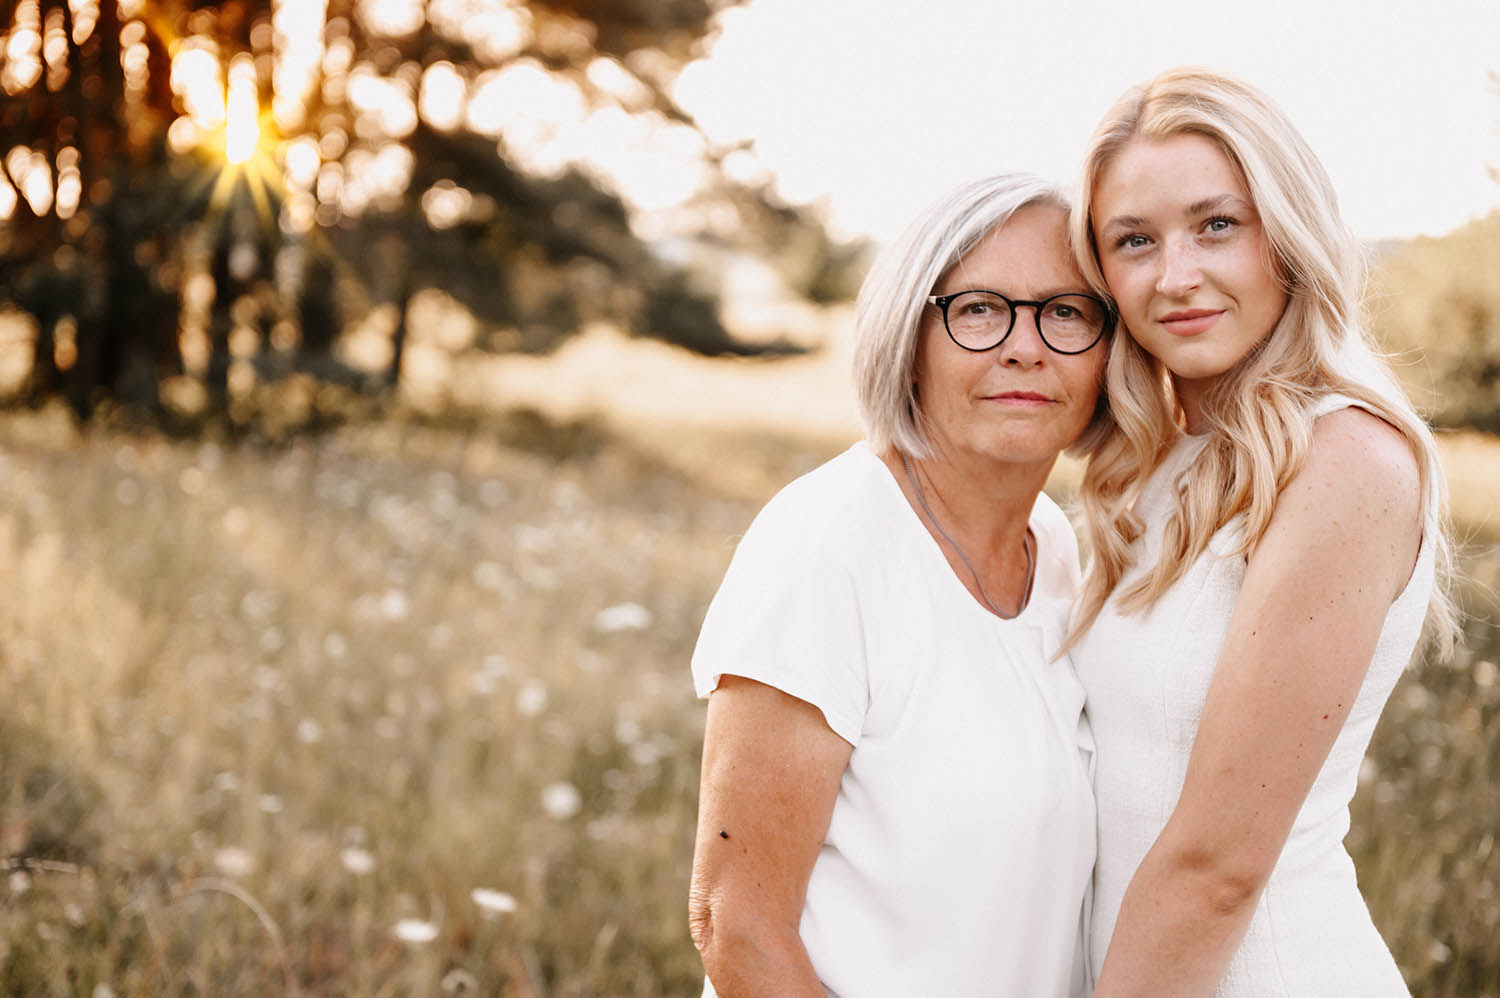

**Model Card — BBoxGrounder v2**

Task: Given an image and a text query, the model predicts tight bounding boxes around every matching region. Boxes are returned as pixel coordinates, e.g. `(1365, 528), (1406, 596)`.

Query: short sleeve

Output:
(690, 491), (872, 748)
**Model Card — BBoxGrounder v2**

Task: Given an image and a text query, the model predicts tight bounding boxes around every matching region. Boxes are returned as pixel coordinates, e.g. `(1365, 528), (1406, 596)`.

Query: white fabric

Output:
(692, 442), (1095, 998)
(1074, 395), (1432, 997)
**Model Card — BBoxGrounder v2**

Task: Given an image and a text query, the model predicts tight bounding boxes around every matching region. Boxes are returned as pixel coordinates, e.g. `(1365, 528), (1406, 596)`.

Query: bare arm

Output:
(1093, 409), (1424, 998)
(689, 674), (854, 998)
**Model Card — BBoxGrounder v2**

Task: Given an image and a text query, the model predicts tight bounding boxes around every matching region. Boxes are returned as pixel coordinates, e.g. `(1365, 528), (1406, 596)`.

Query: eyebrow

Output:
(1097, 214), (1146, 237)
(1187, 194), (1252, 215)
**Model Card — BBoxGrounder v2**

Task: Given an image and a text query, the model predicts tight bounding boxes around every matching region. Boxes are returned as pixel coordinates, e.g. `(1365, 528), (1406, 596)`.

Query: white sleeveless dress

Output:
(1073, 396), (1432, 996)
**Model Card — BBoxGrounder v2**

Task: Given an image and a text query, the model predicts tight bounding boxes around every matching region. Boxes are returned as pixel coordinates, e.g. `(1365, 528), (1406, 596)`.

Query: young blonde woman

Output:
(1068, 68), (1456, 997)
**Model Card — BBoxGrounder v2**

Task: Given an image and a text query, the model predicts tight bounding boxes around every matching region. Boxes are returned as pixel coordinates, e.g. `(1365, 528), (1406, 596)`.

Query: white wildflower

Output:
(223, 506), (248, 535)
(470, 887), (517, 915)
(259, 626), (285, 653)
(1401, 683), (1432, 711)
(514, 524), (553, 552)
(297, 718), (323, 744)
(516, 679), (548, 717)
(540, 780), (582, 821)
(587, 815), (621, 841)
(519, 562), (561, 591)
(593, 602), (652, 633)
(441, 968), (480, 995)
(324, 632), (349, 659)
(179, 466), (205, 495)
(380, 588), (410, 621)
(629, 740), (662, 768)
(472, 561), (508, 592)
(340, 846), (376, 876)
(240, 593), (274, 624)
(393, 918), (440, 944)
(214, 847), (255, 878)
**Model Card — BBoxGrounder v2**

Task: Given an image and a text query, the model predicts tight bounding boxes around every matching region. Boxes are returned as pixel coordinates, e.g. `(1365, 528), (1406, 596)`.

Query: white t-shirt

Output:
(692, 442), (1095, 998)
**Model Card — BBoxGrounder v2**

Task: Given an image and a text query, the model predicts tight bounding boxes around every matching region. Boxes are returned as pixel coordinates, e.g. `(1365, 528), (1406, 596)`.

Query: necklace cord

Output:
(900, 452), (1035, 618)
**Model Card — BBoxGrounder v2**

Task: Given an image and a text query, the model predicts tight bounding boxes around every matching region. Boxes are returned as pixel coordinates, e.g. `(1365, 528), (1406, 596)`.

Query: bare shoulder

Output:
(1250, 406), (1424, 601)
(1302, 406), (1421, 511)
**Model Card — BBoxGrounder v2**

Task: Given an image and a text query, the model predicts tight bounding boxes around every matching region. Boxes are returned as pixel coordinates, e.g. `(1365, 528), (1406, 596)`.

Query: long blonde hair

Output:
(1066, 67), (1457, 654)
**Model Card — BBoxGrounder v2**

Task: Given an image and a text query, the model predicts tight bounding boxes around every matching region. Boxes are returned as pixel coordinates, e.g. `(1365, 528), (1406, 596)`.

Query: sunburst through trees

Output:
(0, 0), (859, 429)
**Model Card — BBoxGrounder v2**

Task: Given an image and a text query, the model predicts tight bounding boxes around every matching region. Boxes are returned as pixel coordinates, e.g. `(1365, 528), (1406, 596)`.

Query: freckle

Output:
(1323, 714), (1329, 720)
(719, 830), (730, 839)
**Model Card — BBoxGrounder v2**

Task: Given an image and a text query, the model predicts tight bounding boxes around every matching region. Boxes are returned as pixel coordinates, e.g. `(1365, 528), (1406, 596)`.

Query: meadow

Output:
(0, 398), (1496, 996)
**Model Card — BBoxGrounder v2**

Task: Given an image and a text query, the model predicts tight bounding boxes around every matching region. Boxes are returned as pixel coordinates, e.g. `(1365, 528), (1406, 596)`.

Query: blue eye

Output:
(1205, 216), (1236, 234)
(1115, 233), (1150, 251)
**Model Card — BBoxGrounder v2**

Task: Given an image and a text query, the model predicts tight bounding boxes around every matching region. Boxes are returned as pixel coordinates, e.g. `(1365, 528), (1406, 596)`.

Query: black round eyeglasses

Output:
(926, 290), (1114, 355)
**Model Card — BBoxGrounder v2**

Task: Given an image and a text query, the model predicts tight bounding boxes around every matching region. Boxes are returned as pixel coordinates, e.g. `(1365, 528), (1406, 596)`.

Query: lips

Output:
(1158, 308), (1223, 337)
(986, 391), (1054, 405)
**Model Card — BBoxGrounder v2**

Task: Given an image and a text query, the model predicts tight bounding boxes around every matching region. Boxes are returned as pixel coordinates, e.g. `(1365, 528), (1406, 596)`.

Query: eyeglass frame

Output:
(925, 289), (1115, 355)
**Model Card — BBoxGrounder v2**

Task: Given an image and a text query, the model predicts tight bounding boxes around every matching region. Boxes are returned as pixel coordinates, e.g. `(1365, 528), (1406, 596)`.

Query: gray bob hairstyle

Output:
(852, 173), (1103, 458)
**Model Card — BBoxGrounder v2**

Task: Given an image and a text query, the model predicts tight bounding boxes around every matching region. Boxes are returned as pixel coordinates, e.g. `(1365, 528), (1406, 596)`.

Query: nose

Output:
(1156, 239), (1202, 298)
(998, 306), (1047, 367)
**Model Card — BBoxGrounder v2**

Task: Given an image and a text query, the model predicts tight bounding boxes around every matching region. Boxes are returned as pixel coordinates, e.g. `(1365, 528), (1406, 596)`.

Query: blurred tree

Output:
(1370, 211), (1500, 432)
(0, 0), (851, 427)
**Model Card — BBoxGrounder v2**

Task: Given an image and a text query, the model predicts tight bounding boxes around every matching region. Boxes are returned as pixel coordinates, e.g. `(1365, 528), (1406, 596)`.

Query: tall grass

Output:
(0, 412), (1495, 996)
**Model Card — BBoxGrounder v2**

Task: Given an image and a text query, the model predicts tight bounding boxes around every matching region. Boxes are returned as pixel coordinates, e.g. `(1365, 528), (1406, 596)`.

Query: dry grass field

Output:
(0, 381), (1496, 994)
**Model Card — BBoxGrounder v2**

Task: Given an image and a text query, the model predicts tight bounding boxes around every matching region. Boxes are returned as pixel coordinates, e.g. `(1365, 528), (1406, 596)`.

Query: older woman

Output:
(687, 174), (1111, 997)
(1068, 68), (1456, 997)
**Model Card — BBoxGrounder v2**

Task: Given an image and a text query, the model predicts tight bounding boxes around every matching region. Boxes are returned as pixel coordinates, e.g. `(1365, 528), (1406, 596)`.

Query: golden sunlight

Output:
(0, 172), (17, 221)
(224, 56), (260, 164)
(170, 42), (226, 132)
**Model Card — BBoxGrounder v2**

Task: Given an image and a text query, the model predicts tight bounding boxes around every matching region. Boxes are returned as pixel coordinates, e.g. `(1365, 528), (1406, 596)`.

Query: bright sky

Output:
(676, 0), (1500, 244)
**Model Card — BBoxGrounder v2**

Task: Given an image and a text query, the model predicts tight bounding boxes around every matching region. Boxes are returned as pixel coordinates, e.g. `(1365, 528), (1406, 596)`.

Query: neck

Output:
(1174, 377), (1212, 435)
(883, 444), (1049, 618)
(892, 446), (1051, 552)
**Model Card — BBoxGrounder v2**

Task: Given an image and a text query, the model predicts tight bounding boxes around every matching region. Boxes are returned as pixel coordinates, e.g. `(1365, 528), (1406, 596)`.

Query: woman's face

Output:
(915, 202), (1107, 471)
(1090, 132), (1288, 415)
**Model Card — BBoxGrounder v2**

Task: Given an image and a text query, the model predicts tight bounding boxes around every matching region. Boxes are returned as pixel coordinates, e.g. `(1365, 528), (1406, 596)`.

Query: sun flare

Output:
(224, 57), (261, 165)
